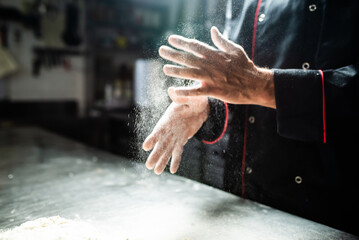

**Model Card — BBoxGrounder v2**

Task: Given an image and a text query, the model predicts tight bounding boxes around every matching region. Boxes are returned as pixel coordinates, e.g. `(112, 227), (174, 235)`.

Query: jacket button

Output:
(295, 176), (303, 184)
(302, 62), (310, 70)
(258, 14), (265, 22)
(246, 167), (253, 174)
(309, 4), (317, 12)
(248, 116), (255, 124)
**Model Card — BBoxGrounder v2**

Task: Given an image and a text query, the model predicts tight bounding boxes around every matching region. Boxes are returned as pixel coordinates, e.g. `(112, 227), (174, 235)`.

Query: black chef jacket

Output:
(196, 0), (359, 236)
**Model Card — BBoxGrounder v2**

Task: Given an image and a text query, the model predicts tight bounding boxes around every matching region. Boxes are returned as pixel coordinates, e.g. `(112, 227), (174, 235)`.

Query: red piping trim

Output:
(203, 0), (262, 198)
(202, 102), (229, 145)
(319, 70), (326, 143)
(251, 0), (262, 61)
(240, 0), (262, 198)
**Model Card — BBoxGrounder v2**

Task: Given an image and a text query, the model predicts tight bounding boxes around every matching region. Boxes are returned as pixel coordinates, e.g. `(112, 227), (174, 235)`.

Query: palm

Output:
(142, 88), (208, 175)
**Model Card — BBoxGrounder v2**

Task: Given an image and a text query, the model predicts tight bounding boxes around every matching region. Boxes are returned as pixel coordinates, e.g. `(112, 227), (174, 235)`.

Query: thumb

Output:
(172, 84), (207, 98)
(211, 26), (237, 52)
(168, 87), (191, 104)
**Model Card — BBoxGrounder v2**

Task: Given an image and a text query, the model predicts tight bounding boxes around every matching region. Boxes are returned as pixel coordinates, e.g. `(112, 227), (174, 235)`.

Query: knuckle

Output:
(218, 51), (226, 57)
(188, 39), (196, 46)
(158, 128), (166, 136)
(219, 51), (231, 61)
(195, 87), (204, 95)
(183, 40), (193, 50)
(237, 45), (245, 52)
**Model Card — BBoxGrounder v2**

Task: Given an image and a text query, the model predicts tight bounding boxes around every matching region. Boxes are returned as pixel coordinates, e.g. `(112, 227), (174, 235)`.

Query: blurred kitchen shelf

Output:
(91, 47), (147, 57)
(93, 99), (132, 110)
(33, 47), (88, 56)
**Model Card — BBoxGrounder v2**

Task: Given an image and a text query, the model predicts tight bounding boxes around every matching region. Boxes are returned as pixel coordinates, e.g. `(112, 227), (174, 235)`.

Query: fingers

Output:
(172, 84), (208, 98)
(142, 137), (155, 152)
(142, 131), (160, 152)
(159, 46), (203, 68)
(145, 143), (162, 170)
(146, 142), (184, 175)
(210, 26), (238, 52)
(154, 145), (173, 175)
(145, 137), (184, 175)
(168, 87), (190, 104)
(168, 35), (217, 58)
(170, 145), (183, 174)
(163, 64), (207, 81)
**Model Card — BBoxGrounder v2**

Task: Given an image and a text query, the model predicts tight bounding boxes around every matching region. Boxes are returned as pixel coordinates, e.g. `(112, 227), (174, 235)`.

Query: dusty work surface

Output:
(0, 127), (357, 240)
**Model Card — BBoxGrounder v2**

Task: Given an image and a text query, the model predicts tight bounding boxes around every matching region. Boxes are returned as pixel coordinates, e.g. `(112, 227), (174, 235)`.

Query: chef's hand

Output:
(142, 88), (209, 175)
(159, 26), (276, 109)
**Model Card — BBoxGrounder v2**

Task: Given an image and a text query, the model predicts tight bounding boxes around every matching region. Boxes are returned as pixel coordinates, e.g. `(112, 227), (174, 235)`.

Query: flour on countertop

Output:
(0, 216), (114, 240)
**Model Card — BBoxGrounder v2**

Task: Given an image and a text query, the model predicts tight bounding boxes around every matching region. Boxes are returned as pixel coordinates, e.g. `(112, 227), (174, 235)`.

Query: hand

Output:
(159, 26), (276, 109)
(142, 88), (209, 175)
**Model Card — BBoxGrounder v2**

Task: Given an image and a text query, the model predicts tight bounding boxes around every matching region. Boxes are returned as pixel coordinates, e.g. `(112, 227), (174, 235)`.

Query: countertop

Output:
(0, 127), (357, 240)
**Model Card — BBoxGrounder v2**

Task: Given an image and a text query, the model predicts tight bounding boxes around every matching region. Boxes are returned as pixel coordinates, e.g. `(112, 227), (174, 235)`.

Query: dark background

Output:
(0, 0), (227, 189)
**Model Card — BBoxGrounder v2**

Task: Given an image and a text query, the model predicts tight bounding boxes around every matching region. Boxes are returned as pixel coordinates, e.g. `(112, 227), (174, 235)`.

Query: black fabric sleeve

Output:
(195, 98), (226, 142)
(273, 63), (359, 142)
(273, 69), (323, 142)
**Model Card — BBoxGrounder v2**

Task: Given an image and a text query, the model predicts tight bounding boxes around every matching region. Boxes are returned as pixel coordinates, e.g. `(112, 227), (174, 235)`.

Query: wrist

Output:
(200, 97), (210, 123)
(256, 67), (276, 109)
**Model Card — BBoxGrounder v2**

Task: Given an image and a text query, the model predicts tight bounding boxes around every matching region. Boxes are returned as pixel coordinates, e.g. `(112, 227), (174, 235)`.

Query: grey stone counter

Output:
(0, 128), (357, 240)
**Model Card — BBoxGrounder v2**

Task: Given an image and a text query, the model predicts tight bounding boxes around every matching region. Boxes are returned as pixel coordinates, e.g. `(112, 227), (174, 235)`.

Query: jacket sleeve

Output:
(273, 63), (359, 142)
(195, 98), (228, 144)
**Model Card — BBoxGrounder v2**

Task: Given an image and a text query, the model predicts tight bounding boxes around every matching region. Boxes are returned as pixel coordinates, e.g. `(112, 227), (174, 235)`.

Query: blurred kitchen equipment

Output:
(0, 6), (41, 38)
(62, 2), (82, 46)
(0, 47), (18, 78)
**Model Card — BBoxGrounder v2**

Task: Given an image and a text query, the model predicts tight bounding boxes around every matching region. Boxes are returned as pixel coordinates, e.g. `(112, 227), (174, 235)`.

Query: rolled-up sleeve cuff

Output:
(273, 69), (324, 142)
